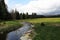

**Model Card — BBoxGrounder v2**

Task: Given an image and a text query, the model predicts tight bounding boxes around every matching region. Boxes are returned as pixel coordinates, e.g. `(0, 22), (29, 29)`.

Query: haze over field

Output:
(5, 0), (60, 15)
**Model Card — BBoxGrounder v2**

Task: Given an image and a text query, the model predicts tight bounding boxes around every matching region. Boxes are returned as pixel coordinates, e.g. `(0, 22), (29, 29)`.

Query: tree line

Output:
(0, 0), (38, 20)
(0, 0), (60, 21)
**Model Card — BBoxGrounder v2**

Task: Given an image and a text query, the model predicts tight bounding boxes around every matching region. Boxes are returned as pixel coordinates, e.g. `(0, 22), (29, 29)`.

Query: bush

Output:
(41, 22), (45, 26)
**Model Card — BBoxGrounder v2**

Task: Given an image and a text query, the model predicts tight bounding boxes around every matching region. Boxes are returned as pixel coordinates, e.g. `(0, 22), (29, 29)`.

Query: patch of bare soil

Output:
(49, 23), (60, 27)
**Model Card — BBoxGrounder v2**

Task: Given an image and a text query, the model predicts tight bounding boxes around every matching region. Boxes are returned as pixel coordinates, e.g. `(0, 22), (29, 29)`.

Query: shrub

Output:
(41, 22), (45, 26)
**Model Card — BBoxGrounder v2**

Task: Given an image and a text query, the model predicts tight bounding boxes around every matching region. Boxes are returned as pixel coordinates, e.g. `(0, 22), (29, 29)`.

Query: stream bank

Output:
(6, 22), (34, 40)
(0, 24), (22, 40)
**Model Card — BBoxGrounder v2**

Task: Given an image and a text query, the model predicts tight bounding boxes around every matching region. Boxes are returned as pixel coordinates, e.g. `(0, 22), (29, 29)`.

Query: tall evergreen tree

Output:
(32, 13), (37, 18)
(15, 10), (20, 19)
(22, 13), (26, 19)
(0, 0), (9, 20)
(20, 13), (23, 19)
(25, 12), (29, 19)
(10, 10), (16, 20)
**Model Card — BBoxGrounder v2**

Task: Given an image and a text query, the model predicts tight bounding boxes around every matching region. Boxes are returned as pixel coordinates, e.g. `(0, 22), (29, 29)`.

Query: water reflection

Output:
(6, 22), (32, 40)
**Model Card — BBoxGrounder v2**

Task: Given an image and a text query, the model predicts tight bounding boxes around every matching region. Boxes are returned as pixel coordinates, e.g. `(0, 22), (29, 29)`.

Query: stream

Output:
(6, 22), (32, 40)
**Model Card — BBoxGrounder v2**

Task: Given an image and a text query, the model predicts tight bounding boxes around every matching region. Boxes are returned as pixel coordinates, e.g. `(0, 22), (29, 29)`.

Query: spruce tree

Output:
(0, 0), (8, 20)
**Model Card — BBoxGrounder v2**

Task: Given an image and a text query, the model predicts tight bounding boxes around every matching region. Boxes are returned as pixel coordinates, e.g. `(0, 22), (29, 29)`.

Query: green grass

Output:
(0, 18), (60, 32)
(0, 20), (22, 40)
(0, 18), (60, 40)
(0, 20), (22, 32)
(19, 18), (60, 23)
(33, 23), (60, 40)
(17, 18), (60, 40)
(19, 18), (60, 40)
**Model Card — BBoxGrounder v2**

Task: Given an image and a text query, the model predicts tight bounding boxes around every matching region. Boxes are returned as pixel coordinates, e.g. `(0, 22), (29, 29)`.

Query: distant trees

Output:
(31, 13), (37, 18)
(10, 10), (16, 20)
(0, 0), (60, 21)
(10, 10), (20, 20)
(15, 10), (20, 19)
(20, 13), (23, 19)
(25, 12), (29, 19)
(22, 13), (26, 19)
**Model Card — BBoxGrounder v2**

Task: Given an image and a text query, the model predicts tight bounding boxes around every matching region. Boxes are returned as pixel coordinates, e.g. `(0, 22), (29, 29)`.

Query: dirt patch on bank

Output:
(52, 24), (60, 26)
(48, 23), (60, 27)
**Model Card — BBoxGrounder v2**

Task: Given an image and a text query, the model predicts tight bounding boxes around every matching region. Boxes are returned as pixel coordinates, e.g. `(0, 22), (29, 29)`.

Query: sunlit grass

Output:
(18, 18), (60, 23)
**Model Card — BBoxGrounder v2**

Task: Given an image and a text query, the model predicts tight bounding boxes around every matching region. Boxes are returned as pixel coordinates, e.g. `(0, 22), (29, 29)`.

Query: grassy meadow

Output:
(1, 18), (60, 32)
(0, 18), (60, 40)
(0, 20), (22, 32)
(33, 23), (60, 40)
(17, 18), (60, 40)
(20, 18), (60, 40)
(0, 20), (22, 40)
(23, 18), (60, 40)
(20, 18), (60, 23)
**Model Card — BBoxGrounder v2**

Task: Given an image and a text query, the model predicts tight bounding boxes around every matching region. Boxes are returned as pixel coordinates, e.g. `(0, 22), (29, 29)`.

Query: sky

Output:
(5, 0), (60, 15)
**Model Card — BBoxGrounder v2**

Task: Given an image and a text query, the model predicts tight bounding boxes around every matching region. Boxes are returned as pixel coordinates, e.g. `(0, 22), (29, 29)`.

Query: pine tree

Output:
(0, 0), (9, 20)
(15, 10), (20, 20)
(25, 12), (29, 19)
(22, 13), (26, 19)
(20, 13), (23, 19)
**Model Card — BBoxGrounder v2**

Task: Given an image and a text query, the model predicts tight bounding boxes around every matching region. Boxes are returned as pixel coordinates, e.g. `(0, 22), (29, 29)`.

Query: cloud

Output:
(5, 0), (8, 4)
(5, 0), (60, 15)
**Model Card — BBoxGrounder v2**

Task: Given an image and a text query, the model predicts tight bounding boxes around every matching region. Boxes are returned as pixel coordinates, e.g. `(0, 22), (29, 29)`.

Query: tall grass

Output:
(0, 20), (22, 40)
(33, 23), (60, 40)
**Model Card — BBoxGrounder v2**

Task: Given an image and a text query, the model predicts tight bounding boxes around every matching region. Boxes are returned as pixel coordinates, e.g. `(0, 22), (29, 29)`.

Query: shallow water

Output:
(6, 22), (32, 40)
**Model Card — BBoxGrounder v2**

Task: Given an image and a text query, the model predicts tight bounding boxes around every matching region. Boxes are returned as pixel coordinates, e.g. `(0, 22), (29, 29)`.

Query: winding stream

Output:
(6, 22), (32, 40)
